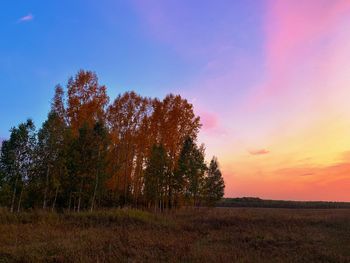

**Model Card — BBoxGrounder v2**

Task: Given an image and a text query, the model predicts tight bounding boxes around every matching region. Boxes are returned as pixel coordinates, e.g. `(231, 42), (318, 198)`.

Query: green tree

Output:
(67, 122), (109, 212)
(144, 144), (168, 210)
(35, 111), (67, 210)
(90, 122), (109, 212)
(203, 157), (225, 206)
(0, 120), (36, 212)
(68, 123), (93, 212)
(0, 140), (13, 206)
(176, 137), (206, 206)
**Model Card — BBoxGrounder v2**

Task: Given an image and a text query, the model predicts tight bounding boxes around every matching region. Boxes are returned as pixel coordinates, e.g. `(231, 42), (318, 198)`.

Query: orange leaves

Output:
(106, 92), (151, 198)
(66, 70), (109, 136)
(105, 92), (202, 200)
(47, 70), (203, 206)
(152, 94), (201, 167)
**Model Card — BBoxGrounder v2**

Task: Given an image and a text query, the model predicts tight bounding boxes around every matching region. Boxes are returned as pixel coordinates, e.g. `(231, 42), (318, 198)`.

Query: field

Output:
(0, 208), (349, 262)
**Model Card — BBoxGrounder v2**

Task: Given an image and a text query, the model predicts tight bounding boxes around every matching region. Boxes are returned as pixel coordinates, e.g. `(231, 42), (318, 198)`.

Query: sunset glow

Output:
(1, 0), (350, 201)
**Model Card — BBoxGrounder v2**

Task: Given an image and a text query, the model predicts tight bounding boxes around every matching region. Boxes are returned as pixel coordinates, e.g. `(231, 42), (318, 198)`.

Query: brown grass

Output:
(0, 207), (349, 262)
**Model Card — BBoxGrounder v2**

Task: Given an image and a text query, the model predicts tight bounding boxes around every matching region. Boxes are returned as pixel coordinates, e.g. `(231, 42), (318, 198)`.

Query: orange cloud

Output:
(248, 149), (269, 156)
(224, 154), (350, 201)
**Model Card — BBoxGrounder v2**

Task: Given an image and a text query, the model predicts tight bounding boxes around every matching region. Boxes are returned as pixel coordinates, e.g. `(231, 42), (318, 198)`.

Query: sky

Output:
(1, 0), (350, 201)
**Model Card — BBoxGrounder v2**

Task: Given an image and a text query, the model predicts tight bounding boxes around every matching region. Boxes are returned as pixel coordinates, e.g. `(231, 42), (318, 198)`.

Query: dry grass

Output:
(0, 207), (349, 262)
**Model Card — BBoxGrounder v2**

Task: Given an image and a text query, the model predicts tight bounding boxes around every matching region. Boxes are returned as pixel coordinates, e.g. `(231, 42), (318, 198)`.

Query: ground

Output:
(0, 208), (349, 262)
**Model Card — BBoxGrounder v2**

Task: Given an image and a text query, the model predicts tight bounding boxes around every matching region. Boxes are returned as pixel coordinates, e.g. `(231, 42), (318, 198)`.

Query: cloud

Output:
(274, 160), (350, 183)
(195, 109), (229, 138)
(246, 0), (350, 110)
(224, 160), (350, 201)
(300, 173), (314, 177)
(199, 110), (218, 131)
(248, 149), (270, 156)
(18, 13), (34, 23)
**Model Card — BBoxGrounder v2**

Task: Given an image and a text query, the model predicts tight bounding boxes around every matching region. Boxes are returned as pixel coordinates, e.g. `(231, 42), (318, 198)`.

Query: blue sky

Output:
(0, 1), (190, 137)
(0, 0), (263, 138)
(3, 1), (349, 200)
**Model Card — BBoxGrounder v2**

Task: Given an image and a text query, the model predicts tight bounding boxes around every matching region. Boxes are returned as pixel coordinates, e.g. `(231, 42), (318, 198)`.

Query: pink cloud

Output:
(195, 108), (228, 138)
(18, 13), (34, 23)
(248, 149), (270, 156)
(199, 110), (218, 131)
(247, 0), (350, 109)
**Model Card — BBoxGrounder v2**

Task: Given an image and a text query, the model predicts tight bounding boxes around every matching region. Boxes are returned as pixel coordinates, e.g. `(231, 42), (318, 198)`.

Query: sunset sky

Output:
(1, 0), (350, 201)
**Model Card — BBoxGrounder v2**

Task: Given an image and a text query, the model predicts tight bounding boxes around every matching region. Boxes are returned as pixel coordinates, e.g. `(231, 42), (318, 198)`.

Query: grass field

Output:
(0, 207), (349, 262)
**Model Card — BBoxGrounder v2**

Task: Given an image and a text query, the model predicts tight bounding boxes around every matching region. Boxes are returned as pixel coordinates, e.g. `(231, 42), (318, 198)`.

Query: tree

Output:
(106, 92), (150, 206)
(68, 123), (93, 212)
(66, 121), (109, 212)
(203, 157), (225, 206)
(66, 70), (109, 136)
(144, 144), (168, 210)
(0, 70), (218, 211)
(0, 120), (36, 212)
(150, 94), (201, 208)
(35, 111), (67, 210)
(90, 122), (109, 212)
(0, 140), (13, 206)
(52, 85), (66, 123)
(176, 137), (206, 206)
(64, 70), (110, 211)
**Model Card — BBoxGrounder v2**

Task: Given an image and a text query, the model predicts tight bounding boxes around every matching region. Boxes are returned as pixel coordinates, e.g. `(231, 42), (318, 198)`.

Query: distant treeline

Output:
(217, 197), (350, 209)
(0, 70), (225, 212)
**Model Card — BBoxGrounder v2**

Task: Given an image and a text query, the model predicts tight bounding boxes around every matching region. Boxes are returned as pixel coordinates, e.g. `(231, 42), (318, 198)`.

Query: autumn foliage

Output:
(0, 70), (224, 211)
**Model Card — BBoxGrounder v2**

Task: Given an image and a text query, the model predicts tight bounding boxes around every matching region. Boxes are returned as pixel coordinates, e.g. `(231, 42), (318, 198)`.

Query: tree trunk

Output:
(123, 143), (129, 207)
(68, 192), (72, 211)
(77, 178), (84, 212)
(10, 173), (19, 213)
(51, 186), (59, 212)
(17, 186), (23, 213)
(91, 150), (100, 212)
(73, 195), (76, 212)
(43, 165), (50, 210)
(90, 167), (99, 212)
(168, 186), (172, 210)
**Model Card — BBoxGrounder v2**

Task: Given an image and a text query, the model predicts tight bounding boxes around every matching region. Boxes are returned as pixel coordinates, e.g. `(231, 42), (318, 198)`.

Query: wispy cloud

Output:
(246, 0), (350, 110)
(248, 149), (270, 156)
(199, 110), (218, 131)
(18, 13), (34, 23)
(300, 173), (314, 177)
